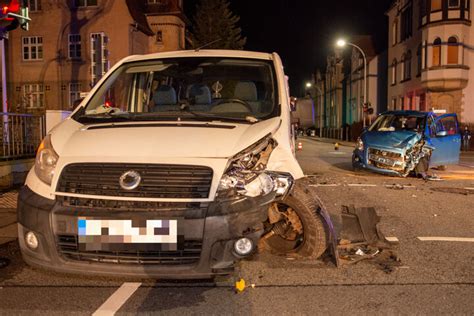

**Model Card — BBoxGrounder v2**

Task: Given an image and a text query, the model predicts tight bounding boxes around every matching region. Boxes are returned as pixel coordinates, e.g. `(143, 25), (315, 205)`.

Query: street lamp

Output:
(336, 38), (368, 127)
(305, 82), (312, 89)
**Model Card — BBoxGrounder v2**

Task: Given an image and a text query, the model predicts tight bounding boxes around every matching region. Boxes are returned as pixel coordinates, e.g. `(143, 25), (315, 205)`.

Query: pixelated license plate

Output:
(77, 218), (180, 251)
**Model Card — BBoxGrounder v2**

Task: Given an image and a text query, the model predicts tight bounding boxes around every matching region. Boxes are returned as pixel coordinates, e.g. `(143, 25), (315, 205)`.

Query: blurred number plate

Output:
(77, 218), (178, 251)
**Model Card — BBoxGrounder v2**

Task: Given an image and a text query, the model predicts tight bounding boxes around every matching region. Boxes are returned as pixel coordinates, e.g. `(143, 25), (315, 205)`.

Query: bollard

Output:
(297, 142), (303, 150)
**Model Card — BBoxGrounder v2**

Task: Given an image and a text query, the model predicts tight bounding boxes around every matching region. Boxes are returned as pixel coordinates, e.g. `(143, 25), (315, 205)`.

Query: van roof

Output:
(123, 49), (275, 62)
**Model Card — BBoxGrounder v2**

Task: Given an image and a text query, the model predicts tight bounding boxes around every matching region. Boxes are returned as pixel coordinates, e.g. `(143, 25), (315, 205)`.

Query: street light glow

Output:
(336, 39), (346, 48)
(306, 82), (312, 88)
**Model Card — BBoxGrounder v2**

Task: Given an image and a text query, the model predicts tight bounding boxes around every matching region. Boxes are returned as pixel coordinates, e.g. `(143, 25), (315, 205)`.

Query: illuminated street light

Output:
(336, 39), (346, 48)
(305, 82), (312, 88)
(336, 38), (368, 127)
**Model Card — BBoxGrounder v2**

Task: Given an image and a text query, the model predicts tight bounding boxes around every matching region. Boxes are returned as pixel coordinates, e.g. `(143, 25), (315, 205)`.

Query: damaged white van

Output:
(18, 50), (334, 279)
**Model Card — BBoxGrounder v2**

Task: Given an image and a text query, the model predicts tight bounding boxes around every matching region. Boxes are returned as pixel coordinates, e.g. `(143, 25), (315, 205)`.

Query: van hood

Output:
(52, 118), (281, 159)
(362, 130), (422, 150)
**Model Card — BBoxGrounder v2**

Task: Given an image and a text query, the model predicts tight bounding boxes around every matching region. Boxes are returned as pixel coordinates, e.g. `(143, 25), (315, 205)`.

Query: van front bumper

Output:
(17, 186), (274, 279)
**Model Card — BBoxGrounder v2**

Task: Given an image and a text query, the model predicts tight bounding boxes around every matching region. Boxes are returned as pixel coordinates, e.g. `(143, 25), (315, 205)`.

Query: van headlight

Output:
(217, 135), (294, 198)
(35, 135), (59, 185)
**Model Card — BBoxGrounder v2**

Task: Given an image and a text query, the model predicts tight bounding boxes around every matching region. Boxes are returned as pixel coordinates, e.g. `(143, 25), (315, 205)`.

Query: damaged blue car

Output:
(352, 111), (461, 177)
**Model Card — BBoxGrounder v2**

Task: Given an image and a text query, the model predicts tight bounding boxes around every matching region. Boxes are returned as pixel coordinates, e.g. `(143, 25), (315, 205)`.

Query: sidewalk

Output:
(0, 190), (18, 246)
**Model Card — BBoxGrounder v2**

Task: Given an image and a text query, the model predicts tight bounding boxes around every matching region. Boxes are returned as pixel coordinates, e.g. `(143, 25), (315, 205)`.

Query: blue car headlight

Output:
(356, 137), (364, 151)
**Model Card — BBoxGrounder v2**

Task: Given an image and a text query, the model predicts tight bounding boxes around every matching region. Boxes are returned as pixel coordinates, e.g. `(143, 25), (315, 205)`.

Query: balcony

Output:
(421, 65), (469, 92)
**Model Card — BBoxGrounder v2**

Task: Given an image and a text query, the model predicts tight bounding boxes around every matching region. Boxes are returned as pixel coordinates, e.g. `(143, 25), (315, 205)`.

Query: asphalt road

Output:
(1, 139), (473, 315)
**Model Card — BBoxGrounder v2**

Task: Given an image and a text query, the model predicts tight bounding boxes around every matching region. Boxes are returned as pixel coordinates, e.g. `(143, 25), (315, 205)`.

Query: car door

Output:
(428, 114), (461, 166)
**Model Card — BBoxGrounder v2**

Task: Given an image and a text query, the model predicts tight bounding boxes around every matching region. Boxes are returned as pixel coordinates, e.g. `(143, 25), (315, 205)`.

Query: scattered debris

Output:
(385, 184), (404, 190)
(425, 174), (443, 181)
(338, 206), (401, 273)
(431, 187), (474, 195)
(235, 278), (246, 293)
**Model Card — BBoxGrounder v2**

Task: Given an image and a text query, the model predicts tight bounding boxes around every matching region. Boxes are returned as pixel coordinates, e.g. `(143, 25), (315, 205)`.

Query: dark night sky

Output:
(185, 0), (393, 95)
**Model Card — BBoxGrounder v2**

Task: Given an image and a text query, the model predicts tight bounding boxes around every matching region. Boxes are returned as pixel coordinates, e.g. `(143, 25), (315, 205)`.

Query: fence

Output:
(1, 113), (45, 160)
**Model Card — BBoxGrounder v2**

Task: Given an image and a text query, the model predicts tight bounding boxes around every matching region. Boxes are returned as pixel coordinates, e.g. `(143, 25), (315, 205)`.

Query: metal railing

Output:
(1, 112), (45, 160)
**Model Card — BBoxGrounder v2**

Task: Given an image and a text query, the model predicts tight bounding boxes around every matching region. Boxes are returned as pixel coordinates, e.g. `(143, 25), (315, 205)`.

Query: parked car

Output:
(352, 110), (461, 177)
(17, 50), (335, 279)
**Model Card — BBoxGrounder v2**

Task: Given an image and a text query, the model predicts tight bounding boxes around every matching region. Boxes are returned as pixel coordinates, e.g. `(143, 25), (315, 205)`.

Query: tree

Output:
(190, 0), (246, 50)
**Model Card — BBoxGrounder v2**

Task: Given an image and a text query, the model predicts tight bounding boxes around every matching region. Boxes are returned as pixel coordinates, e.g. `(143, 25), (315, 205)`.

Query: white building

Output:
(387, 0), (474, 124)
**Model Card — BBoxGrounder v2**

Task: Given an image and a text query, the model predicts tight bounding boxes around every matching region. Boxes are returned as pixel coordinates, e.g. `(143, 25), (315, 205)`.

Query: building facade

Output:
(387, 0), (474, 124)
(313, 36), (387, 140)
(3, 0), (186, 113)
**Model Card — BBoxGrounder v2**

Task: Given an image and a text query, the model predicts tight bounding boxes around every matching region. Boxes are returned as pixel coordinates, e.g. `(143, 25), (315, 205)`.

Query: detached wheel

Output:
(261, 184), (328, 259)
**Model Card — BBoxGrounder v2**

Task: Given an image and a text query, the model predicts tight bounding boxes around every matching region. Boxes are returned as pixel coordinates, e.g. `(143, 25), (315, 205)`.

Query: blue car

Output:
(352, 111), (461, 177)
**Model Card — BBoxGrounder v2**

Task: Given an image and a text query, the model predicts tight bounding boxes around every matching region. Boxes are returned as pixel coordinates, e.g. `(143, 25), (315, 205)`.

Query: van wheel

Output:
(261, 185), (328, 259)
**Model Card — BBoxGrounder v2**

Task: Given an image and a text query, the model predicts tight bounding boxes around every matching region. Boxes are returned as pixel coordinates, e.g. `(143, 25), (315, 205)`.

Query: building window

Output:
(400, 54), (406, 80)
(156, 30), (163, 43)
(417, 45), (422, 75)
(400, 4), (413, 42)
(28, 0), (42, 12)
(449, 0), (460, 8)
(432, 37), (442, 67)
(403, 50), (412, 80)
(23, 84), (44, 108)
(420, 0), (427, 17)
(431, 0), (442, 11)
(69, 83), (82, 108)
(447, 36), (459, 64)
(90, 32), (109, 86)
(400, 97), (405, 110)
(392, 21), (398, 46)
(75, 0), (97, 7)
(22, 36), (43, 61)
(68, 34), (81, 59)
(391, 98), (396, 110)
(391, 59), (397, 85)
(147, 0), (164, 4)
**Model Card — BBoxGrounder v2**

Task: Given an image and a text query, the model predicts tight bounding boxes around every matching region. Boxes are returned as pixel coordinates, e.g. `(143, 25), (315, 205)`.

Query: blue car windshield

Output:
(369, 114), (425, 133)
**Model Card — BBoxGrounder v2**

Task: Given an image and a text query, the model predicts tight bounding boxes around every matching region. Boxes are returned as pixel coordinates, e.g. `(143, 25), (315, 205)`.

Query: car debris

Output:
(337, 205), (401, 273)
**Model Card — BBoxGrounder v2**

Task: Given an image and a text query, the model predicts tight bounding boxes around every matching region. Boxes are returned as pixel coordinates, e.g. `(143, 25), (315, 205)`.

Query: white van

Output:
(17, 50), (332, 279)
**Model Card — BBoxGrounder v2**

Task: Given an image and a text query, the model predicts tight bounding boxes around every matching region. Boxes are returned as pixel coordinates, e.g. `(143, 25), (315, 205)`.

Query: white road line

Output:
(385, 237), (399, 242)
(347, 184), (378, 187)
(93, 282), (141, 316)
(309, 184), (341, 187)
(417, 237), (474, 243)
(464, 187), (474, 191)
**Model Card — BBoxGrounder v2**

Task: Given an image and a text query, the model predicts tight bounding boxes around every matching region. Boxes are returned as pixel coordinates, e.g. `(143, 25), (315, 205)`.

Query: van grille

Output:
(56, 163), (213, 199)
(56, 234), (202, 265)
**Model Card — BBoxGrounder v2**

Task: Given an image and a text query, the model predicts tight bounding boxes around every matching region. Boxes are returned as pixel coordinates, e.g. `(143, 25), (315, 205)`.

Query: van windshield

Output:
(79, 57), (278, 123)
(369, 114), (426, 133)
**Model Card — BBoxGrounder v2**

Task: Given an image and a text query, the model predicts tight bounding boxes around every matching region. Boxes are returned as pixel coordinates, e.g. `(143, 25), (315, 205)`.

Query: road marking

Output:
(93, 282), (141, 316)
(417, 237), (474, 243)
(385, 237), (399, 242)
(347, 184), (378, 187)
(309, 184), (340, 187)
(464, 187), (474, 191)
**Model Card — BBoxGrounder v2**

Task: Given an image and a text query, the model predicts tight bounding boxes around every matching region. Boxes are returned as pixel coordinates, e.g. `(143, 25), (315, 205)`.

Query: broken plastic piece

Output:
(235, 278), (246, 293)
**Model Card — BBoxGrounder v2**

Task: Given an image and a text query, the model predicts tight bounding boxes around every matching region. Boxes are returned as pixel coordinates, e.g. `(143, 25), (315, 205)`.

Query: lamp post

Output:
(305, 81), (324, 137)
(336, 39), (368, 127)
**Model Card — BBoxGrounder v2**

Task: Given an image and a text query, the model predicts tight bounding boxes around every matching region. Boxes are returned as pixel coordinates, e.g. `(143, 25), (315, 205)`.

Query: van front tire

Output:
(262, 182), (328, 259)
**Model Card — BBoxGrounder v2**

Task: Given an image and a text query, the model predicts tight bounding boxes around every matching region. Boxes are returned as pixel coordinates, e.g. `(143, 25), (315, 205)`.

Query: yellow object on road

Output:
(335, 143), (339, 151)
(235, 278), (246, 293)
